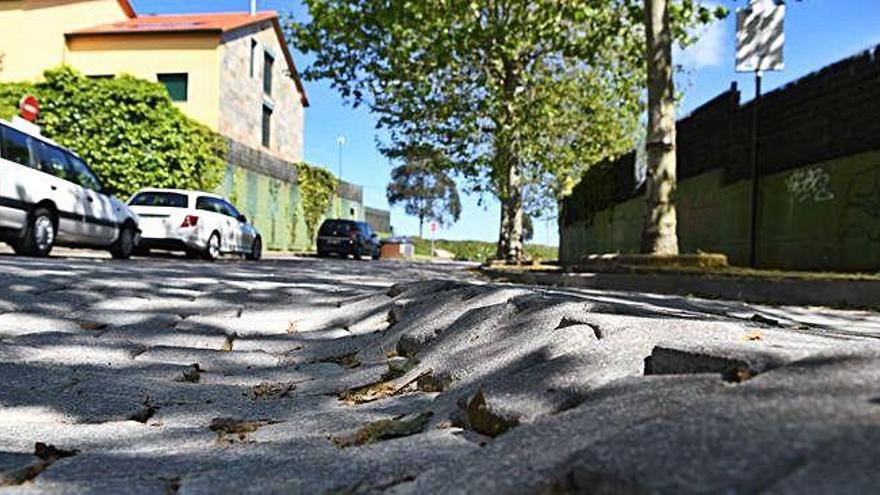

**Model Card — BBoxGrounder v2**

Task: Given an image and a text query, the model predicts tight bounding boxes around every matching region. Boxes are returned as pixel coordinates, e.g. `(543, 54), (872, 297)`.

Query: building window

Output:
(263, 52), (274, 96)
(250, 40), (258, 78)
(261, 104), (272, 148)
(158, 73), (188, 102)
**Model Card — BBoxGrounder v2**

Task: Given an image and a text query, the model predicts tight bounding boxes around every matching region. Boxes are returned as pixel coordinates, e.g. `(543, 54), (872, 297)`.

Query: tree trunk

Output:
(640, 0), (679, 256)
(497, 205), (510, 259)
(504, 161), (524, 261)
(419, 215), (424, 239)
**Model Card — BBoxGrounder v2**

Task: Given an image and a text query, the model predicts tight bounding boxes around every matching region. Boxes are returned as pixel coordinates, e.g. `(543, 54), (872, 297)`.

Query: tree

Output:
(290, 1), (722, 261)
(290, 1), (648, 261)
(641, 0), (679, 255)
(386, 154), (461, 238)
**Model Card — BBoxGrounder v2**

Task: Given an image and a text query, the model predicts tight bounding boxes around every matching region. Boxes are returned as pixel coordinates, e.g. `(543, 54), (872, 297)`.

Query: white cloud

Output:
(675, 16), (729, 69)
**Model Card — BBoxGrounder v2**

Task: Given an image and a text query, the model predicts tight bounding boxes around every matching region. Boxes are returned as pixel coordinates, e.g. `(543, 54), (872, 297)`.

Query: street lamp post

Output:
(336, 135), (346, 218)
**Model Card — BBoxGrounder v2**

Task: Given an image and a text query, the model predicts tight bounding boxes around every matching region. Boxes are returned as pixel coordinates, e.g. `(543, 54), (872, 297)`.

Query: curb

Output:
(480, 268), (880, 310)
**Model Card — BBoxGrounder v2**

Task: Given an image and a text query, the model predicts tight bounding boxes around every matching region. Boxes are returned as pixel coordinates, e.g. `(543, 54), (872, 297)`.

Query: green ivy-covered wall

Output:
(216, 163), (377, 251)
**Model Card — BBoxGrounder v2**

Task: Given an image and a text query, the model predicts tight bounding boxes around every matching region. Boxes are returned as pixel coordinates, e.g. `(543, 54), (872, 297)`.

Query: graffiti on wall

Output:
(785, 167), (835, 203)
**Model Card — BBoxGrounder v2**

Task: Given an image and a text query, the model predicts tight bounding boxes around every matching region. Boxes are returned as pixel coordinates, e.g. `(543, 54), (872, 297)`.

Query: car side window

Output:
(66, 154), (103, 192)
(33, 142), (74, 182)
(196, 196), (221, 214)
(1, 126), (35, 168)
(223, 201), (242, 219)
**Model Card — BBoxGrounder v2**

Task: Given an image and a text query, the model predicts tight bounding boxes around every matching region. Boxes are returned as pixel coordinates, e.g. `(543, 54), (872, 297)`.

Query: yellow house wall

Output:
(0, 0), (129, 82)
(66, 34), (222, 129)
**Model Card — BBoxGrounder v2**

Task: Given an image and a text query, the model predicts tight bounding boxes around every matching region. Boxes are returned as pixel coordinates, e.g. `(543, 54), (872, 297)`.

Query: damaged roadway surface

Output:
(0, 254), (879, 494)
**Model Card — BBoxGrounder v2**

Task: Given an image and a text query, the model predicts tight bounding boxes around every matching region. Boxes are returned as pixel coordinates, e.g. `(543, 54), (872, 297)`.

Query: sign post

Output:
(736, 0), (785, 268)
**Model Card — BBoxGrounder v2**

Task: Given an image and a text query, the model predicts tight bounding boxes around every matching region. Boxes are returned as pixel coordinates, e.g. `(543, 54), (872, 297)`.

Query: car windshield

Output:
(319, 220), (357, 236)
(129, 191), (189, 208)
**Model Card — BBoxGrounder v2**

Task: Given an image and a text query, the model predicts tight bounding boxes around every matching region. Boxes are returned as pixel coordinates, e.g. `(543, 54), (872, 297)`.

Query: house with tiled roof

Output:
(0, 0), (307, 163)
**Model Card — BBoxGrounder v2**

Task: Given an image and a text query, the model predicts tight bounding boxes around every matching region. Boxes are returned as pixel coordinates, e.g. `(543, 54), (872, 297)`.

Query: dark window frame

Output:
(250, 40), (258, 78)
(157, 73), (189, 102)
(263, 51), (274, 96)
(0, 125), (36, 169)
(261, 104), (273, 148)
(65, 153), (103, 192)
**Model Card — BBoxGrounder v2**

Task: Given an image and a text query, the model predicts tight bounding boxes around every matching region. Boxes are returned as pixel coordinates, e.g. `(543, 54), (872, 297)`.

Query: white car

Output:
(0, 118), (140, 258)
(127, 188), (262, 261)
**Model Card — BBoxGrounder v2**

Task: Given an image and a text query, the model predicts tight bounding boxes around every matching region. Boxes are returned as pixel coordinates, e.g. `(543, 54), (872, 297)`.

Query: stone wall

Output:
(219, 21), (305, 163)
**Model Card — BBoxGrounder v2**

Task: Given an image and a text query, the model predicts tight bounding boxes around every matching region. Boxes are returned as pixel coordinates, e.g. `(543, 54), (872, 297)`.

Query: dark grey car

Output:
(316, 219), (380, 260)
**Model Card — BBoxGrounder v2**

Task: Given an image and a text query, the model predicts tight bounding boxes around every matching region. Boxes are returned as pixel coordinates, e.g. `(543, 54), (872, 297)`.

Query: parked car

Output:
(127, 188), (261, 261)
(0, 119), (140, 258)
(317, 219), (381, 260)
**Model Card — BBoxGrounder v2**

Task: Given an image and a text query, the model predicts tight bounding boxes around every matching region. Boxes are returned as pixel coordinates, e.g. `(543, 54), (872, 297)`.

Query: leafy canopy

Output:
(386, 146), (461, 233)
(0, 67), (227, 198)
(291, 1), (725, 255)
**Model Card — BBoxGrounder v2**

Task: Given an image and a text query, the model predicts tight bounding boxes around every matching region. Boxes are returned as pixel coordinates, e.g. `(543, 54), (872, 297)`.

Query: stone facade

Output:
(219, 22), (305, 164)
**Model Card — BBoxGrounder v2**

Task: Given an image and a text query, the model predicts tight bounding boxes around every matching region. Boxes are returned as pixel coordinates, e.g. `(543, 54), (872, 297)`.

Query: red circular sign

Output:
(19, 95), (39, 122)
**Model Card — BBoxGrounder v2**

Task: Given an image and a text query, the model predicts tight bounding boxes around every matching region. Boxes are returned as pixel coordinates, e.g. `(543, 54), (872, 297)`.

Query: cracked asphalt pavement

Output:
(0, 252), (879, 494)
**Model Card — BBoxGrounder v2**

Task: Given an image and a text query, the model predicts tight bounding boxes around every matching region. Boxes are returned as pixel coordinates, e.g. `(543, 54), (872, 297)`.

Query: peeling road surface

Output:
(1, 253), (879, 494)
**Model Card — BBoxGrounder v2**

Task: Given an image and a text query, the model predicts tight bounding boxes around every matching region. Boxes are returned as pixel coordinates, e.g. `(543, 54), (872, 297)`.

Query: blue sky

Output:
(133, 0), (880, 245)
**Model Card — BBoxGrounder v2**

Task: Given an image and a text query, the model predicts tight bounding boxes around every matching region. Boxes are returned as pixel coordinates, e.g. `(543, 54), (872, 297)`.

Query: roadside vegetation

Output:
(409, 237), (556, 263)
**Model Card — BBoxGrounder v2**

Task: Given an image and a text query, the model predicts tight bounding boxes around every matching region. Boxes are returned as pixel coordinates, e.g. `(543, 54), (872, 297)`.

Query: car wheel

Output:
(110, 224), (136, 260)
(203, 232), (221, 261)
(15, 208), (56, 257)
(317, 251), (329, 258)
(246, 237), (262, 261)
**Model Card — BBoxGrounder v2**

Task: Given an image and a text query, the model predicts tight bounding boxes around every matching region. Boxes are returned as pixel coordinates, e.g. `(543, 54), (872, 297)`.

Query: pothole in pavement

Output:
(330, 412), (433, 449)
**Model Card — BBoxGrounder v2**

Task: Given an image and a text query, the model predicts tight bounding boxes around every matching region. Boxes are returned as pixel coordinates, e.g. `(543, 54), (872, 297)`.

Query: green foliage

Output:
(409, 237), (557, 263)
(386, 148), (461, 237)
(0, 67), (226, 198)
(295, 162), (337, 241)
(290, 1), (723, 259)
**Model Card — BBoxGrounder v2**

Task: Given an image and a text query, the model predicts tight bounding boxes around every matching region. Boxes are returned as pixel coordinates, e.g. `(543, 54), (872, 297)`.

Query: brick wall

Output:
(219, 22), (304, 163)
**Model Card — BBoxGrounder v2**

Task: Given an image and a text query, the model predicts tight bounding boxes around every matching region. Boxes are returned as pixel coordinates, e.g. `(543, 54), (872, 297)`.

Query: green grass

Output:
(409, 237), (557, 262)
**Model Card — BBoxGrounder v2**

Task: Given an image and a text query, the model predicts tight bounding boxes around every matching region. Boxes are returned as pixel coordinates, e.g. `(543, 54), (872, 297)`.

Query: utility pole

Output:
(736, 0), (785, 267)
(336, 135), (345, 218)
(748, 71), (762, 268)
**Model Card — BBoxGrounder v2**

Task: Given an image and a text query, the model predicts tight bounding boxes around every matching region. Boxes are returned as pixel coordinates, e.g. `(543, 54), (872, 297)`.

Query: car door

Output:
(196, 196), (232, 252)
(31, 141), (89, 243)
(66, 153), (118, 245)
